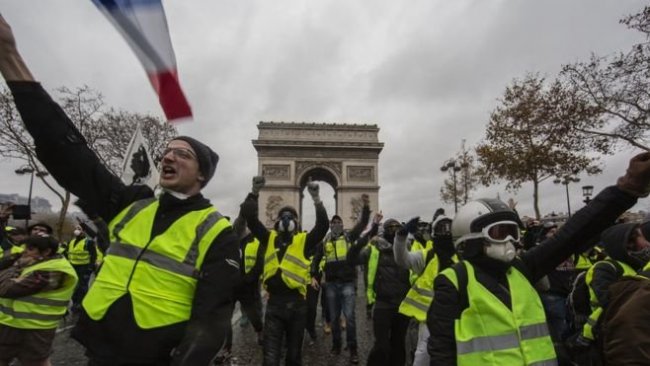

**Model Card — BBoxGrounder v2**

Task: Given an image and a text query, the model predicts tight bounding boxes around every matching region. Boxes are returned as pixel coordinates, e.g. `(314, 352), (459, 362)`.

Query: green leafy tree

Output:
(476, 74), (608, 219)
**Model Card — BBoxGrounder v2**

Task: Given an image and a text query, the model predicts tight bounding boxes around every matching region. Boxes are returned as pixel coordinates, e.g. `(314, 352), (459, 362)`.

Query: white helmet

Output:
(452, 198), (522, 250)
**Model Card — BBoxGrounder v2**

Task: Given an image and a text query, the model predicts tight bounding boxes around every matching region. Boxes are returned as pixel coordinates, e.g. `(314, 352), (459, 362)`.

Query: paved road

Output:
(49, 281), (376, 366)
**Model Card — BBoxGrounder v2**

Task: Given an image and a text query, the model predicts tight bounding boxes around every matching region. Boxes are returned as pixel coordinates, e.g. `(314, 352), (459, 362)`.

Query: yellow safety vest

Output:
(441, 262), (557, 366)
(411, 239), (433, 252)
(4, 243), (25, 257)
(574, 253), (593, 271)
(324, 235), (350, 264)
(0, 257), (77, 329)
(82, 198), (230, 329)
(366, 245), (379, 305)
(582, 259), (635, 340)
(67, 236), (91, 265)
(244, 237), (260, 274)
(262, 231), (311, 297)
(399, 250), (458, 322)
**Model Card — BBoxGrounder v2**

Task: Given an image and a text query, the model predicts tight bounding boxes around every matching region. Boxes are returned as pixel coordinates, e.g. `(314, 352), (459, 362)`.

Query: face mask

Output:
(73, 229), (82, 236)
(278, 217), (296, 233)
(484, 241), (516, 263)
(331, 223), (343, 236)
(629, 246), (650, 264)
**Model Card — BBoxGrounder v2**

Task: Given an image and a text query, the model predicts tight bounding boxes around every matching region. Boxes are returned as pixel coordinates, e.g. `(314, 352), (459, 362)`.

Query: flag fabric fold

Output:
(92, 0), (192, 121)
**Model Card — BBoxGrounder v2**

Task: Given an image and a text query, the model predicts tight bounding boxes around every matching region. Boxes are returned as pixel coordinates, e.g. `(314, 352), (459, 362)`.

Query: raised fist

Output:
(307, 179), (321, 204)
(252, 176), (266, 195)
(361, 194), (370, 206)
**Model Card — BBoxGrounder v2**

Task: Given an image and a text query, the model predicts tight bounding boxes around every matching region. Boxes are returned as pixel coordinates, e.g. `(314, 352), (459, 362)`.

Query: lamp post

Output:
(553, 175), (580, 218)
(15, 166), (48, 228)
(441, 159), (462, 213)
(582, 185), (594, 205)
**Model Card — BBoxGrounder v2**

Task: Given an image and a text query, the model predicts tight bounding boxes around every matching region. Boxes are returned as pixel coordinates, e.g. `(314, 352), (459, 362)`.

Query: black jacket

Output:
(427, 185), (638, 366)
(348, 227), (411, 310)
(9, 81), (240, 366)
(241, 193), (329, 302)
(311, 205), (370, 283)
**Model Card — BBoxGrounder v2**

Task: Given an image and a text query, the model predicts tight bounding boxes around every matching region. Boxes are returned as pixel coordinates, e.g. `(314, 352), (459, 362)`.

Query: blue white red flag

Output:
(92, 0), (192, 122)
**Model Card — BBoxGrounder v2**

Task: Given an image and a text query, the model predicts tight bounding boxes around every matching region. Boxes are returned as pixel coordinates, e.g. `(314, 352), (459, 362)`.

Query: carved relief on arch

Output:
(295, 161), (342, 182)
(347, 166), (374, 182)
(262, 164), (291, 181)
(265, 195), (284, 227)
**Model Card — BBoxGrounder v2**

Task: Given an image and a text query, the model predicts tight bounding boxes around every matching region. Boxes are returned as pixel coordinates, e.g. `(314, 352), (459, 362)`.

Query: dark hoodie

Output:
(347, 219), (411, 310)
(588, 222), (645, 311)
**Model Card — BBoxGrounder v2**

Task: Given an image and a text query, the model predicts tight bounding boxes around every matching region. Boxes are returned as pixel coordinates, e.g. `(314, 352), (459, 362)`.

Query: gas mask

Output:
(479, 221), (520, 263)
(73, 229), (82, 236)
(484, 241), (517, 263)
(278, 213), (296, 233)
(331, 222), (343, 237)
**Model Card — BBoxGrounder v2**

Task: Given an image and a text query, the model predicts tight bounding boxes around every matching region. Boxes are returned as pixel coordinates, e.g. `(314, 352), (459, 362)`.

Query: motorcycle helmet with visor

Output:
(452, 198), (522, 249)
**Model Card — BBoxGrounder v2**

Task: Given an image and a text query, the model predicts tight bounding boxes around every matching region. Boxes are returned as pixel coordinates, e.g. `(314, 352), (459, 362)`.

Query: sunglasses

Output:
(162, 147), (197, 161)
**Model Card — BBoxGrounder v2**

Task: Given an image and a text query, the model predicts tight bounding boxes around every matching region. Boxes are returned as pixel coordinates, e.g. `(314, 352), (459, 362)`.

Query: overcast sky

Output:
(0, 0), (648, 227)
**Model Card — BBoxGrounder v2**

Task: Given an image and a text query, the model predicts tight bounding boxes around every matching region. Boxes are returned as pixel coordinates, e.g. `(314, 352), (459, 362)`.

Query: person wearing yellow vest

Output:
(394, 215), (456, 366)
(64, 225), (97, 314)
(0, 25), (242, 364)
(601, 259), (650, 364)
(428, 154), (650, 366)
(240, 176), (329, 366)
(409, 220), (433, 252)
(569, 222), (650, 363)
(0, 236), (78, 366)
(310, 196), (370, 364)
(1, 225), (27, 259)
(348, 212), (411, 366)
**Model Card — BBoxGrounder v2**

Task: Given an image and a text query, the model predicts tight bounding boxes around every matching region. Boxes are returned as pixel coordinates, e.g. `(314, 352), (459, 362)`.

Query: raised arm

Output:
(305, 180), (329, 256)
(521, 152), (650, 282)
(0, 15), (150, 222)
(348, 194), (371, 243)
(240, 177), (270, 246)
(394, 217), (427, 274)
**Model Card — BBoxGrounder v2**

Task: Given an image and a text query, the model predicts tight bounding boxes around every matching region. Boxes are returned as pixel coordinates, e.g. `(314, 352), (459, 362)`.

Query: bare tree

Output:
(0, 86), (177, 236)
(440, 140), (480, 209)
(561, 6), (650, 151)
(476, 74), (608, 219)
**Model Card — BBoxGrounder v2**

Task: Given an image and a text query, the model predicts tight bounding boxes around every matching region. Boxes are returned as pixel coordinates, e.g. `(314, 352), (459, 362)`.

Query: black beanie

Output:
(172, 136), (219, 187)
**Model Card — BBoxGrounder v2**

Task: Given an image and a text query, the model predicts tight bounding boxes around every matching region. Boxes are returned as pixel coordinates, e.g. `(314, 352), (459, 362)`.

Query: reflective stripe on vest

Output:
(262, 231), (310, 297)
(67, 236), (91, 265)
(244, 237), (260, 274)
(399, 251), (459, 322)
(366, 245), (379, 305)
(325, 236), (349, 263)
(82, 198), (229, 329)
(582, 259), (636, 340)
(441, 262), (557, 366)
(0, 257), (77, 329)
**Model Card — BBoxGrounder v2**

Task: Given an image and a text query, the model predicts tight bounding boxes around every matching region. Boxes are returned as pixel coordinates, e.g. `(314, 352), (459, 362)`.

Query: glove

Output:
(617, 152), (650, 197)
(251, 176), (266, 195)
(239, 199), (258, 221)
(307, 180), (321, 204)
(404, 217), (420, 235)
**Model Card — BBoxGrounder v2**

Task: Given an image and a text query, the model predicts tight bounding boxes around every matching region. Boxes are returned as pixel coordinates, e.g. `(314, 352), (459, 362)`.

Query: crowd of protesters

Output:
(3, 12), (650, 366)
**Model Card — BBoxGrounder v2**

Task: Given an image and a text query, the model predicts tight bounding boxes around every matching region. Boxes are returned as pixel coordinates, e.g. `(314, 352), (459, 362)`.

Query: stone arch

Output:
(252, 122), (383, 228)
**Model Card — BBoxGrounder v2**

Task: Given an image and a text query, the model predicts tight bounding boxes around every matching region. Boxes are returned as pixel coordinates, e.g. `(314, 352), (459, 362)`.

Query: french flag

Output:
(92, 0), (192, 122)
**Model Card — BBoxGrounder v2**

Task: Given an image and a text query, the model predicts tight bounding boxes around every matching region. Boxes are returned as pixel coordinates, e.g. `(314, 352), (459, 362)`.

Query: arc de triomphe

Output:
(252, 122), (383, 228)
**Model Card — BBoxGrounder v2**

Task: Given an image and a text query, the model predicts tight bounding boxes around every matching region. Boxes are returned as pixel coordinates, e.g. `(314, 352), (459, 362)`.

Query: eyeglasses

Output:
(434, 221), (452, 236)
(460, 221), (520, 244)
(162, 147), (197, 161)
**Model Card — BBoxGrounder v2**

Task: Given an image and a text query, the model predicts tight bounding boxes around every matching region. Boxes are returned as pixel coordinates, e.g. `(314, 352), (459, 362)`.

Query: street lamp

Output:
(441, 159), (462, 213)
(14, 165), (48, 228)
(553, 175), (580, 218)
(582, 185), (594, 205)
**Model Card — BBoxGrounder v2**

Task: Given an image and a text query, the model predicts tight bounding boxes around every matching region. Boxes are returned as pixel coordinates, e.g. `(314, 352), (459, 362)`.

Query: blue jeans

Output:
(326, 281), (357, 350)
